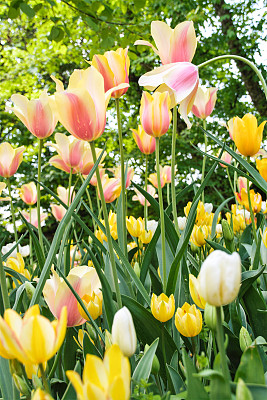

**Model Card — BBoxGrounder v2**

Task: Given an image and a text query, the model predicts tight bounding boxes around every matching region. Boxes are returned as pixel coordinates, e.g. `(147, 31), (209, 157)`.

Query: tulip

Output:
(126, 216), (144, 237)
(78, 292), (103, 321)
(177, 216), (186, 231)
(256, 158), (267, 181)
(148, 168), (167, 188)
(79, 145), (106, 176)
(189, 274), (206, 309)
(1, 242), (29, 258)
(225, 117), (234, 140)
(0, 143), (25, 178)
(175, 302), (202, 337)
(140, 91), (172, 138)
(132, 125), (156, 154)
(135, 20), (197, 64)
(132, 185), (158, 206)
(0, 182), (10, 201)
(0, 305), (67, 365)
(232, 114), (266, 157)
(98, 174), (121, 203)
(7, 90), (57, 139)
(51, 67), (128, 142)
(112, 307), (137, 357)
(111, 165), (134, 189)
(235, 176), (250, 202)
(191, 86), (218, 119)
(239, 326), (252, 352)
(19, 182), (37, 205)
(6, 253), (31, 282)
(91, 47), (130, 98)
(22, 208), (47, 228)
(226, 212), (246, 234)
(67, 344), (131, 400)
(151, 293), (175, 322)
(198, 250), (241, 306)
(190, 225), (209, 247)
(219, 151), (232, 168)
(89, 167), (105, 186)
(237, 188), (262, 214)
(162, 165), (173, 183)
(139, 229), (153, 244)
(138, 62), (199, 128)
(43, 266), (101, 327)
(262, 227), (267, 248)
(204, 303), (224, 332)
(51, 204), (66, 222)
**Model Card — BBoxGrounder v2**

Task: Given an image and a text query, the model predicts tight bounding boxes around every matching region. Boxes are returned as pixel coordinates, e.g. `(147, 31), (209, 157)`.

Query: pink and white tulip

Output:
(140, 91), (172, 137)
(132, 185), (158, 206)
(43, 266), (101, 327)
(0, 143), (25, 178)
(90, 168), (105, 186)
(219, 151), (232, 168)
(51, 186), (75, 221)
(111, 165), (134, 188)
(22, 208), (47, 228)
(99, 174), (122, 203)
(191, 86), (218, 119)
(19, 182), (37, 205)
(135, 20), (197, 64)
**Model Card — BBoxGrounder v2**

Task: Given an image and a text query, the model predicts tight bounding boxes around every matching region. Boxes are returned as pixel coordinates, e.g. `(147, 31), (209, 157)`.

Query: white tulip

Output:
(111, 306), (137, 357)
(177, 216), (186, 230)
(198, 250), (241, 306)
(204, 203), (213, 214)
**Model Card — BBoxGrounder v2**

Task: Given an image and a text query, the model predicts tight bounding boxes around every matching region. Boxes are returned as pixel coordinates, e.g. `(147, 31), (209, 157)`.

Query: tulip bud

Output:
(239, 327), (252, 352)
(189, 274), (206, 309)
(221, 219), (235, 252)
(177, 216), (186, 231)
(144, 344), (160, 375)
(32, 374), (43, 390)
(13, 374), (31, 396)
(204, 303), (224, 331)
(86, 322), (97, 343)
(133, 262), (140, 278)
(111, 307), (137, 357)
(25, 281), (36, 300)
(151, 293), (175, 323)
(198, 250), (241, 306)
(191, 242), (199, 254)
(105, 329), (113, 350)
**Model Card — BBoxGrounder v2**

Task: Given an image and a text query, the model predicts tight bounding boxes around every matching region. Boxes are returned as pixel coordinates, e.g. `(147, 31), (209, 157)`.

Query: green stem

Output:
(198, 55), (267, 99)
(29, 206), (33, 267)
(171, 106), (179, 233)
(144, 154), (148, 230)
(115, 98), (127, 256)
(0, 251), (10, 310)
(37, 139), (44, 255)
(95, 186), (102, 219)
(80, 174), (96, 230)
(155, 374), (163, 396)
(155, 138), (167, 292)
(227, 167), (235, 198)
(201, 119), (207, 203)
(216, 307), (231, 398)
(67, 167), (73, 207)
(6, 178), (18, 246)
(246, 165), (258, 245)
(90, 141), (122, 308)
(39, 363), (51, 395)
(191, 336), (197, 365)
(48, 347), (62, 379)
(167, 183), (170, 207)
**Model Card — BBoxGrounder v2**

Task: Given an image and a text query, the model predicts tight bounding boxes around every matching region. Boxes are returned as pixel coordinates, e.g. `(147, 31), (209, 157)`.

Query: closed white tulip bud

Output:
(111, 306), (137, 357)
(177, 216), (186, 230)
(198, 250), (241, 306)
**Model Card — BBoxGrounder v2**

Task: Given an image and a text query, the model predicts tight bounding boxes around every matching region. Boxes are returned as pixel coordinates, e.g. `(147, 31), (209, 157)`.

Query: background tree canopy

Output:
(0, 0), (266, 241)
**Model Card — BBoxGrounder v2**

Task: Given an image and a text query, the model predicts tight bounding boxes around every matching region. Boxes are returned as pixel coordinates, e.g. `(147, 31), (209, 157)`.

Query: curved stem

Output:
(115, 98), (127, 256)
(201, 120), (207, 203)
(6, 178), (18, 247)
(171, 106), (179, 233)
(90, 141), (122, 308)
(37, 139), (44, 254)
(144, 154), (148, 230)
(0, 251), (10, 309)
(155, 138), (167, 292)
(198, 55), (267, 99)
(216, 307), (231, 398)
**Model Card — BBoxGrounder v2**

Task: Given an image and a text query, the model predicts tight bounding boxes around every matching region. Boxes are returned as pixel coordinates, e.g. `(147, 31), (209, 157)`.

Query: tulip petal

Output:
(66, 370), (84, 397)
(171, 21), (197, 63)
(151, 21), (172, 65)
(83, 354), (108, 391)
(134, 39), (159, 56)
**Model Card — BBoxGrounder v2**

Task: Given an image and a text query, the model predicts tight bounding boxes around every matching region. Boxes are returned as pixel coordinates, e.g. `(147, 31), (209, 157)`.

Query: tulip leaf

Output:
(4, 266), (29, 283)
(235, 346), (265, 385)
(61, 360), (81, 400)
(83, 330), (102, 358)
(242, 285), (267, 340)
(182, 348), (209, 399)
(167, 365), (186, 394)
(29, 149), (105, 307)
(0, 357), (19, 400)
(211, 196), (234, 238)
(239, 265), (265, 298)
(230, 382), (267, 400)
(205, 239), (231, 254)
(132, 337), (159, 382)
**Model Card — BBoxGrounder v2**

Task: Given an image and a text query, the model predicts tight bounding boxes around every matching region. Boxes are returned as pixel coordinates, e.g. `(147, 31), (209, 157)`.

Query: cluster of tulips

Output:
(0, 17), (267, 400)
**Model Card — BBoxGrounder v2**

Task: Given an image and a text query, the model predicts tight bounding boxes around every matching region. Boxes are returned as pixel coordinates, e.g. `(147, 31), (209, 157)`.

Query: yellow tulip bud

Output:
(232, 114), (266, 157)
(139, 229), (153, 244)
(175, 302), (202, 337)
(151, 293), (175, 323)
(189, 274), (206, 309)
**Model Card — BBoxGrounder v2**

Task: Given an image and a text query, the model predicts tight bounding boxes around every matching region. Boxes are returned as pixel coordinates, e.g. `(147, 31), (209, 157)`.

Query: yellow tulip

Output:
(237, 188), (262, 214)
(6, 253), (31, 282)
(175, 302), (202, 337)
(139, 229), (153, 244)
(232, 114), (266, 157)
(126, 216), (144, 237)
(190, 225), (209, 247)
(151, 293), (175, 322)
(67, 344), (131, 400)
(32, 388), (54, 400)
(78, 292), (103, 320)
(256, 158), (267, 182)
(189, 274), (206, 309)
(0, 305), (67, 365)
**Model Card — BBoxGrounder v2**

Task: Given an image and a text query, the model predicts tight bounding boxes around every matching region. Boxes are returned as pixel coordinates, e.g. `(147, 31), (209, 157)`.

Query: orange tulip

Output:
(7, 90), (57, 139)
(140, 91), (172, 137)
(132, 125), (156, 154)
(91, 48), (130, 98)
(0, 143), (25, 178)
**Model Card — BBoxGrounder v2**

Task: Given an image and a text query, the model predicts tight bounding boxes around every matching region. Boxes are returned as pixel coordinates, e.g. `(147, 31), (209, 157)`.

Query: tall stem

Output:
(246, 166), (258, 245)
(80, 174), (96, 230)
(216, 307), (231, 398)
(0, 251), (10, 310)
(115, 98), (127, 256)
(37, 139), (44, 254)
(198, 55), (267, 99)
(155, 138), (167, 292)
(90, 141), (122, 308)
(171, 106), (179, 233)
(6, 178), (18, 246)
(67, 168), (73, 207)
(29, 206), (33, 266)
(201, 119), (207, 203)
(144, 154), (148, 230)
(226, 167), (235, 197)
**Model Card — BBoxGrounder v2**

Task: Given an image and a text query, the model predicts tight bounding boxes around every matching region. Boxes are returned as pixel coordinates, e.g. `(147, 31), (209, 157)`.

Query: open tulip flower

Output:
(91, 47), (130, 98)
(151, 293), (175, 322)
(22, 208), (48, 228)
(148, 167), (167, 188)
(135, 20), (197, 65)
(51, 66), (128, 141)
(78, 291), (103, 321)
(7, 90), (57, 139)
(0, 304), (67, 365)
(43, 266), (101, 327)
(232, 113), (266, 157)
(6, 253), (31, 282)
(175, 303), (202, 337)
(19, 182), (37, 205)
(51, 186), (75, 221)
(0, 142), (25, 178)
(98, 174), (122, 203)
(80, 144), (106, 176)
(89, 167), (105, 186)
(132, 185), (158, 206)
(190, 224), (210, 247)
(132, 125), (156, 154)
(126, 216), (144, 237)
(191, 86), (218, 119)
(0, 182), (10, 201)
(67, 344), (131, 400)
